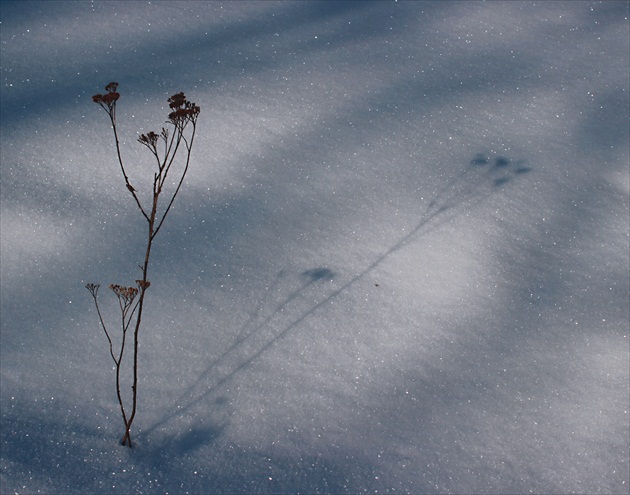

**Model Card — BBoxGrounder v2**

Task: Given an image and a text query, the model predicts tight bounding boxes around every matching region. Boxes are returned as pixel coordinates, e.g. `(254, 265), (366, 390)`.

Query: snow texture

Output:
(1, 1), (628, 493)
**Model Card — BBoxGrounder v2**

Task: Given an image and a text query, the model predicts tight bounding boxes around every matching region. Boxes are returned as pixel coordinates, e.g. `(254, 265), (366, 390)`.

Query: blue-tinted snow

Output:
(1, 1), (628, 493)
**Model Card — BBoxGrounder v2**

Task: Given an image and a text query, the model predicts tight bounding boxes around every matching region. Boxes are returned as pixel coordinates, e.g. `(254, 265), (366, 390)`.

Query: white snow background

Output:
(1, 1), (628, 493)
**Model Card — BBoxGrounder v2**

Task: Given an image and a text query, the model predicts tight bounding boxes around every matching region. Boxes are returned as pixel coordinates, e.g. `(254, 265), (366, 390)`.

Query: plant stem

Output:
(90, 84), (199, 448)
(120, 191), (157, 447)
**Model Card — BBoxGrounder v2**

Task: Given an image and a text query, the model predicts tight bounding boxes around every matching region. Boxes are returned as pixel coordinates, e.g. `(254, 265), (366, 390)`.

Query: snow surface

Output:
(1, 1), (628, 493)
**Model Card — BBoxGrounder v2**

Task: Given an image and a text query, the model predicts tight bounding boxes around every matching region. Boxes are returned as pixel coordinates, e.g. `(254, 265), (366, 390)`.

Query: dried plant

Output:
(87, 82), (200, 447)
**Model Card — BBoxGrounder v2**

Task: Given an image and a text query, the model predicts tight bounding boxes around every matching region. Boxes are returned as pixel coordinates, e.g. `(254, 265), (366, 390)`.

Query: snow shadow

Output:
(7, 1), (627, 491)
(143, 267), (338, 439)
(0, 0), (435, 124)
(154, 423), (225, 456)
(1, 406), (361, 495)
(146, 153), (532, 441)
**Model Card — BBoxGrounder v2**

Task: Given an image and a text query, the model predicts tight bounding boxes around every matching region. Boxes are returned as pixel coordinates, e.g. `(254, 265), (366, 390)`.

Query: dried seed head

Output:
(85, 283), (100, 297)
(168, 92), (186, 110)
(167, 92), (200, 126)
(93, 82), (120, 112)
(138, 131), (159, 148)
(125, 287), (138, 299)
(109, 284), (138, 304)
(101, 92), (120, 105)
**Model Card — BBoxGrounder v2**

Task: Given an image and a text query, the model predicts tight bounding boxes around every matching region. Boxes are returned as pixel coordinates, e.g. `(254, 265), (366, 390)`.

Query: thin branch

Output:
(152, 125), (196, 240)
(109, 114), (150, 223)
(157, 131), (184, 193)
(87, 286), (118, 365)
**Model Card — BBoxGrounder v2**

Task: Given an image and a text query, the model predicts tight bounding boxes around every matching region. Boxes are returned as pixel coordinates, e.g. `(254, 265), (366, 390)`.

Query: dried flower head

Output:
(93, 82), (120, 113)
(138, 131), (159, 149)
(109, 284), (138, 305)
(167, 92), (200, 126)
(136, 280), (151, 290)
(85, 283), (101, 297)
(168, 92), (186, 110)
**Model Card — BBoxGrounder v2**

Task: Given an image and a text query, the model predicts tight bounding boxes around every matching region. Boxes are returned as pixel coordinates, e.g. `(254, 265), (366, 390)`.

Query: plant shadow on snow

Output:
(161, 423), (225, 455)
(144, 154), (532, 446)
(3, 0), (627, 491)
(143, 268), (338, 442)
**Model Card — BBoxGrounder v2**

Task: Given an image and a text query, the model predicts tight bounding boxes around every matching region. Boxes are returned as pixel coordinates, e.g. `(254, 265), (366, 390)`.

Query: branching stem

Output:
(87, 83), (199, 448)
